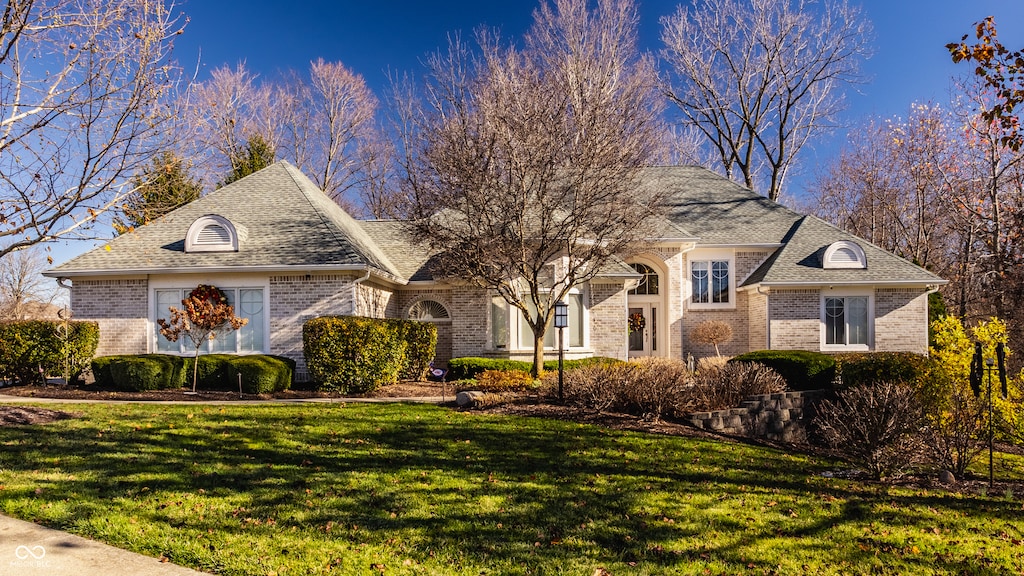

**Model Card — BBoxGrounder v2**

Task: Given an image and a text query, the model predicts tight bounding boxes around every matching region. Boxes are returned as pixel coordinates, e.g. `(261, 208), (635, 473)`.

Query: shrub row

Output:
(0, 320), (99, 385)
(91, 354), (294, 394)
(555, 358), (787, 420)
(730, 350), (933, 391)
(447, 356), (619, 380)
(303, 316), (437, 393)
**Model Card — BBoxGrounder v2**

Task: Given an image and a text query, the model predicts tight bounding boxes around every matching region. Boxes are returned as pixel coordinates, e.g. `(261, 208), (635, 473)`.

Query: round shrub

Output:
(730, 350), (836, 391)
(833, 352), (934, 389)
(108, 355), (181, 391)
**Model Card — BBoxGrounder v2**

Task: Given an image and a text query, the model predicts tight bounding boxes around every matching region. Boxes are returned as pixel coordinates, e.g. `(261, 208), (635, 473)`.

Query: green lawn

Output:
(0, 402), (1022, 575)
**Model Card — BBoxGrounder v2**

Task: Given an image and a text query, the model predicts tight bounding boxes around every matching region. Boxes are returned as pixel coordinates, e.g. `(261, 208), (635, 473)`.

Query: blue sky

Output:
(45, 0), (1024, 267)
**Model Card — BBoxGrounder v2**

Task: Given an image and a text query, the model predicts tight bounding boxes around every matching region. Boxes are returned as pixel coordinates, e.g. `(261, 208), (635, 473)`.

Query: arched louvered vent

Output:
(196, 224), (230, 245)
(185, 215), (239, 253)
(823, 241), (866, 269)
(407, 299), (450, 322)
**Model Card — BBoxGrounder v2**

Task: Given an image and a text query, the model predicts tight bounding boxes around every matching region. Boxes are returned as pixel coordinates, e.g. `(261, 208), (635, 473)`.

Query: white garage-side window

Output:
(821, 293), (872, 351)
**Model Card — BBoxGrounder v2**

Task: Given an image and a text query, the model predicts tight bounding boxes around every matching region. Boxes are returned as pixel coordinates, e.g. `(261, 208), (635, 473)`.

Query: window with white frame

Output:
(490, 292), (585, 350)
(691, 259), (730, 305)
(822, 295), (871, 349)
(154, 287), (265, 354)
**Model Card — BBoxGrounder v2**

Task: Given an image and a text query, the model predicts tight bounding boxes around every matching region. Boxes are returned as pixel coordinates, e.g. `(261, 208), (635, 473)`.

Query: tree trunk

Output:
(532, 331), (546, 379)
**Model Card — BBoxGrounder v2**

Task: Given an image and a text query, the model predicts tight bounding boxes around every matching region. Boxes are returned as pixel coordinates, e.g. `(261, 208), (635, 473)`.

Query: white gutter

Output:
(44, 264), (407, 286)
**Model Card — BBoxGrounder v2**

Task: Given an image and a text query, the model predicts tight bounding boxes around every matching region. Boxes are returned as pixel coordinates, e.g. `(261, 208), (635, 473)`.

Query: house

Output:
(45, 161), (945, 381)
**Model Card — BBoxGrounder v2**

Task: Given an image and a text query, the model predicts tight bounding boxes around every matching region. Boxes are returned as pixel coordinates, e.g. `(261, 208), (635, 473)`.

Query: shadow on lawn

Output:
(0, 403), (1022, 574)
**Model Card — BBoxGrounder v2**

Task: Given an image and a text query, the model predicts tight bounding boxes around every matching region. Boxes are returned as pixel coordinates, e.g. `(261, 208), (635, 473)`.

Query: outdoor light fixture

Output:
(554, 301), (568, 402)
(554, 301), (568, 328)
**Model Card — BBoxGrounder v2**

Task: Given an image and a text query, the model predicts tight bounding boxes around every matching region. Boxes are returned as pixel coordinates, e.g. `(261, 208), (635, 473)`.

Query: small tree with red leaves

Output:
(158, 284), (247, 392)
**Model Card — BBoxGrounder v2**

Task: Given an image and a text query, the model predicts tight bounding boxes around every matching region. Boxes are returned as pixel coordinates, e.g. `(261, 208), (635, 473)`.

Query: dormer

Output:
(185, 214), (239, 253)
(823, 240), (866, 269)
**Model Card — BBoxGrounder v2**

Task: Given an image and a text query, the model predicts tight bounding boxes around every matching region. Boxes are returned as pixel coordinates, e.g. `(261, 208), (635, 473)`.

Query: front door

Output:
(628, 304), (657, 358)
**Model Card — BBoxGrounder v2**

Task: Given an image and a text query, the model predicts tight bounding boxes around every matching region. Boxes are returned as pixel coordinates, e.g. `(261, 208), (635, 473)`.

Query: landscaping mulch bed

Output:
(0, 406), (76, 426)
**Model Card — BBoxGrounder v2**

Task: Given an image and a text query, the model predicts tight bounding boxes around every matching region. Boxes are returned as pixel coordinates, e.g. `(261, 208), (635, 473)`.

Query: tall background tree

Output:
(399, 0), (666, 376)
(0, 0), (185, 258)
(661, 0), (872, 201)
(182, 60), (389, 214)
(112, 152), (203, 235)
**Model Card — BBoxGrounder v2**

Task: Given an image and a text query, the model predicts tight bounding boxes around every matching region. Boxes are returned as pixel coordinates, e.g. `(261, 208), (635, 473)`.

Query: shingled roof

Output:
(642, 166), (944, 287)
(47, 161), (402, 280)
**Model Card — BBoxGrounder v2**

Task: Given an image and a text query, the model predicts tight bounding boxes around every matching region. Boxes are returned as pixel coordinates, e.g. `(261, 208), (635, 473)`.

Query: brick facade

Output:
(71, 278), (149, 357)
(768, 289), (821, 350)
(590, 281), (628, 359)
(269, 274), (360, 379)
(874, 287), (929, 354)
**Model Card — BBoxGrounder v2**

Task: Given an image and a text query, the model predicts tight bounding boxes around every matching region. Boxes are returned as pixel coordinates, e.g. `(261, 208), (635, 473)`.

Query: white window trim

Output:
(150, 279), (270, 355)
(819, 289), (874, 352)
(687, 250), (736, 310)
(488, 288), (590, 352)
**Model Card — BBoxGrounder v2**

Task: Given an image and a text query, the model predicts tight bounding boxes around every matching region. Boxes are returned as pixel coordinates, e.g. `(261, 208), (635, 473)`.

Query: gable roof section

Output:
(742, 215), (945, 287)
(644, 166), (800, 246)
(47, 161), (402, 280)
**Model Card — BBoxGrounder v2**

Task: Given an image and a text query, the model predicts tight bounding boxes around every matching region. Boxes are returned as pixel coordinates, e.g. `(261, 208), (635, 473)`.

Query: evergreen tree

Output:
(219, 133), (276, 188)
(113, 152), (203, 235)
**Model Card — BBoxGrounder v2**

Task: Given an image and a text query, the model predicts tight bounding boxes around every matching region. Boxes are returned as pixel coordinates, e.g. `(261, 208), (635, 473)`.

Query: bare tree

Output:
(0, 248), (58, 320)
(661, 0), (872, 201)
(400, 0), (666, 376)
(181, 63), (277, 190)
(0, 0), (186, 258)
(183, 60), (390, 214)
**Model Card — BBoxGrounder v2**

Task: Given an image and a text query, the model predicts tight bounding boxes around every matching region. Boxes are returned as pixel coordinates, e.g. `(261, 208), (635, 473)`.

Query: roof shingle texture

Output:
(49, 161), (400, 278)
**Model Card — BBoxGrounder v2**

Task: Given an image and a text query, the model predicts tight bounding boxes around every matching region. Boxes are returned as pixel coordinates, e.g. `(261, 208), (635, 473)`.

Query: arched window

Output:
(185, 214), (239, 253)
(628, 263), (659, 295)
(406, 299), (450, 322)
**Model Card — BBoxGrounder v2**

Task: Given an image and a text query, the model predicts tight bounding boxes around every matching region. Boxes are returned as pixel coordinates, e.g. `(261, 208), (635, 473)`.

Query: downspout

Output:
(923, 284), (941, 355)
(757, 285), (770, 350)
(350, 269), (371, 316)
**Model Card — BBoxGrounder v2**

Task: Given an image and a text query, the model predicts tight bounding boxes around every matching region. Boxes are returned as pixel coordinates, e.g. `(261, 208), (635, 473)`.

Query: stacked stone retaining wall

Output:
(687, 390), (825, 442)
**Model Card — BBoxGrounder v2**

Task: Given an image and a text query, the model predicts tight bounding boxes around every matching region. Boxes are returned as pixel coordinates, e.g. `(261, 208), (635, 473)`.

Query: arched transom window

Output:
(628, 263), (659, 295)
(406, 299), (450, 322)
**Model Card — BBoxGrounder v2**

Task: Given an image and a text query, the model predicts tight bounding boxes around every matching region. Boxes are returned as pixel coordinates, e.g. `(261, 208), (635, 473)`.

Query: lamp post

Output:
(554, 301), (568, 402)
(985, 357), (995, 489)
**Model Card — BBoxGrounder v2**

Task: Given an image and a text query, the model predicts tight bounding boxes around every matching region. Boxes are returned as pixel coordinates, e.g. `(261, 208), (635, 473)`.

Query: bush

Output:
(690, 361), (788, 412)
(834, 352), (934, 389)
(472, 370), (538, 393)
(106, 355), (183, 391)
(0, 320), (99, 385)
(559, 361), (634, 413)
(229, 355), (294, 394)
(91, 354), (293, 393)
(448, 356), (620, 380)
(399, 321), (438, 381)
(814, 381), (924, 480)
(619, 358), (692, 420)
(689, 320), (734, 356)
(730, 350), (835, 391)
(304, 316), (436, 393)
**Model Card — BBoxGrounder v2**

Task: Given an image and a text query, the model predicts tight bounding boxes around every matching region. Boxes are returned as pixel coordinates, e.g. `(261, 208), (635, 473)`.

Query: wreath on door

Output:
(628, 312), (646, 333)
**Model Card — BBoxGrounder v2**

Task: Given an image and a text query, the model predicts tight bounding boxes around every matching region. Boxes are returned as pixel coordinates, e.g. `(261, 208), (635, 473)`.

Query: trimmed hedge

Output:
(0, 320), (99, 385)
(833, 352), (934, 389)
(447, 356), (621, 381)
(729, 350), (836, 391)
(303, 316), (438, 393)
(91, 354), (294, 393)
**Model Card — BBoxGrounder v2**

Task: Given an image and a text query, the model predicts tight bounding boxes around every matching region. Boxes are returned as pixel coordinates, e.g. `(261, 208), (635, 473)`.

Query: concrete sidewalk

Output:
(0, 393), (448, 405)
(1, 514), (210, 576)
